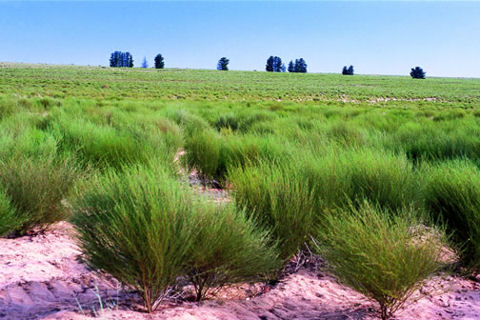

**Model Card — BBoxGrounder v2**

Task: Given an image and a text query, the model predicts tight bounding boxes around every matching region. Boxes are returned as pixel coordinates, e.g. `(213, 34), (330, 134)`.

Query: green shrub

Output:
(0, 190), (20, 236)
(0, 157), (77, 235)
(184, 129), (221, 179)
(422, 161), (480, 269)
(57, 119), (149, 169)
(72, 165), (196, 312)
(185, 204), (281, 301)
(314, 203), (447, 320)
(299, 149), (417, 212)
(215, 113), (239, 131)
(73, 164), (281, 310)
(229, 163), (318, 259)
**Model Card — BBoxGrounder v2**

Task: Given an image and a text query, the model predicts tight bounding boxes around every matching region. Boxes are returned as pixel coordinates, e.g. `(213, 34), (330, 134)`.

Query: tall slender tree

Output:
(288, 60), (295, 73)
(141, 57), (148, 68)
(154, 54), (165, 69)
(266, 56), (274, 72)
(347, 65), (354, 75)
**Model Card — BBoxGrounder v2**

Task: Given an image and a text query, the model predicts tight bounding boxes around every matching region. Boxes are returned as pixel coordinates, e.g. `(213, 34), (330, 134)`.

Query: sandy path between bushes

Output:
(0, 222), (479, 320)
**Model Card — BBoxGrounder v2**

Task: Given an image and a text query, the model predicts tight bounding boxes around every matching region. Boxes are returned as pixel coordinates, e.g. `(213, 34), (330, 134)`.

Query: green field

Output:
(1, 64), (479, 317)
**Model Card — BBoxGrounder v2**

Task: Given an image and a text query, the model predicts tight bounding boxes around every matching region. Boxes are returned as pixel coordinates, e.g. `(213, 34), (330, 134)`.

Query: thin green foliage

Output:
(0, 157), (78, 235)
(185, 204), (281, 301)
(72, 165), (196, 312)
(422, 161), (480, 270)
(314, 203), (447, 320)
(229, 162), (318, 260)
(0, 190), (20, 236)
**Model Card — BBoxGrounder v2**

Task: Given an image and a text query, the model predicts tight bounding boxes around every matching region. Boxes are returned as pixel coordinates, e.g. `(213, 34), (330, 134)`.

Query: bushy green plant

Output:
(72, 165), (196, 312)
(73, 164), (281, 311)
(229, 162), (318, 259)
(0, 157), (77, 235)
(215, 113), (239, 131)
(298, 149), (417, 212)
(57, 119), (149, 169)
(185, 203), (280, 301)
(184, 129), (221, 179)
(0, 190), (20, 236)
(422, 161), (480, 270)
(314, 203), (447, 320)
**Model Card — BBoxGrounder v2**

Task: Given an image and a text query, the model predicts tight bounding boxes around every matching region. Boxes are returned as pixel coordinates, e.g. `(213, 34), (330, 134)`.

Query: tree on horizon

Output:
(154, 54), (165, 69)
(266, 56), (284, 72)
(288, 60), (295, 72)
(217, 57), (229, 71)
(141, 57), (148, 68)
(294, 58), (307, 73)
(109, 51), (134, 68)
(342, 65), (354, 75)
(410, 66), (426, 79)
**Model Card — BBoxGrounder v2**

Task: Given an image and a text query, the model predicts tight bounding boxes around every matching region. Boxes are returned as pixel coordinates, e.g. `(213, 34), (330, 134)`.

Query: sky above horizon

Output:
(1, 1), (479, 77)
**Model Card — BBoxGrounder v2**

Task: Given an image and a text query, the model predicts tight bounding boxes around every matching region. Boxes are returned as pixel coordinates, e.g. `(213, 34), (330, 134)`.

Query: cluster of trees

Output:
(109, 51), (426, 79)
(265, 56), (308, 73)
(342, 65), (354, 75)
(109, 51), (134, 68)
(288, 58), (307, 73)
(110, 51), (165, 69)
(266, 56), (286, 72)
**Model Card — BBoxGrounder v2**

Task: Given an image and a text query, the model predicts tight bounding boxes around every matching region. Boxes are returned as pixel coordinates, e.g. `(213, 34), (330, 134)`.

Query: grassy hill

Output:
(1, 63), (479, 103)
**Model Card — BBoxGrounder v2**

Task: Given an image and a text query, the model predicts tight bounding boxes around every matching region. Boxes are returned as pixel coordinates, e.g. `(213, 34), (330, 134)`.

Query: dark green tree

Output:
(154, 54), (165, 69)
(109, 51), (134, 68)
(266, 56), (284, 72)
(217, 57), (229, 71)
(288, 60), (295, 72)
(342, 65), (354, 75)
(266, 56), (274, 72)
(294, 58), (307, 73)
(410, 66), (426, 79)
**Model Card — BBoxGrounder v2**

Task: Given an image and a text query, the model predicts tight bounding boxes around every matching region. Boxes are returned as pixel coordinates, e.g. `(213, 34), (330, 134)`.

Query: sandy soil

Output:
(0, 222), (479, 320)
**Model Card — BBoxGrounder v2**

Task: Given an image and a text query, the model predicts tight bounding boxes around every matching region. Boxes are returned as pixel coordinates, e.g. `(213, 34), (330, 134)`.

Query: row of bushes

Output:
(230, 150), (480, 269)
(71, 163), (449, 319)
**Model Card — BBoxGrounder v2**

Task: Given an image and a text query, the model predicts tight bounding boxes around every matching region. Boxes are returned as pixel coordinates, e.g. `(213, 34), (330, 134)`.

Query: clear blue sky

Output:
(1, 1), (479, 77)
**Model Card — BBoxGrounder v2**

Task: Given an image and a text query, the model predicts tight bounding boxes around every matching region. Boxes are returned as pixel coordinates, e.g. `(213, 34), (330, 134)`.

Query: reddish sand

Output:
(0, 222), (479, 320)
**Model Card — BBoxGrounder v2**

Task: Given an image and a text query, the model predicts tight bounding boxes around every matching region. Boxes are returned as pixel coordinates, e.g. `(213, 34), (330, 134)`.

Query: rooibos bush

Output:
(0, 157), (77, 235)
(422, 161), (480, 270)
(0, 190), (20, 236)
(73, 164), (281, 311)
(185, 204), (281, 301)
(229, 162), (317, 260)
(72, 165), (196, 312)
(184, 129), (221, 179)
(314, 203), (446, 320)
